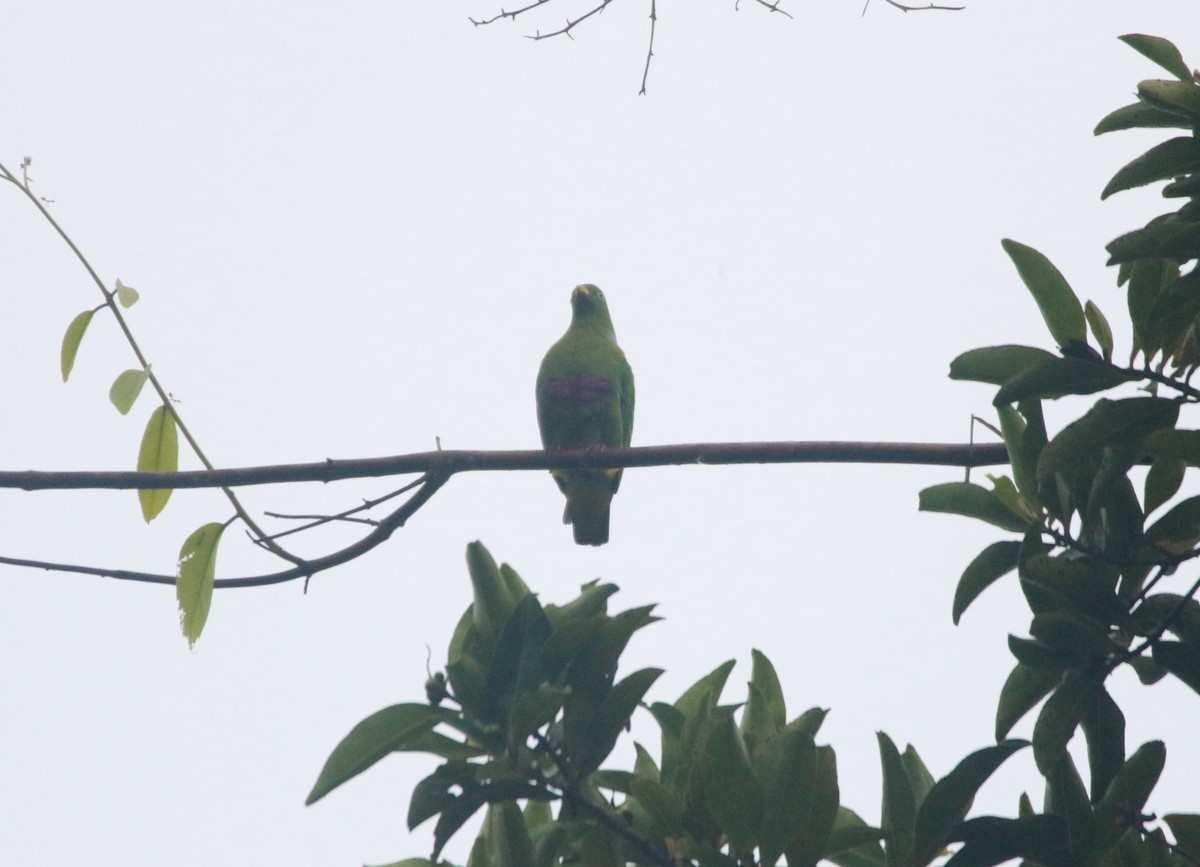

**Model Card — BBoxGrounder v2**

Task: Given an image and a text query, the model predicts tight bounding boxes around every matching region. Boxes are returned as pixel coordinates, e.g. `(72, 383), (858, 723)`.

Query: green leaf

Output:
(1142, 429), (1200, 465)
(877, 732), (916, 867)
(1001, 239), (1087, 348)
(1033, 671), (1102, 774)
(137, 405), (177, 522)
(702, 711), (763, 851)
(993, 357), (1131, 405)
(1095, 741), (1166, 853)
(1163, 814), (1200, 859)
(629, 776), (684, 838)
(60, 309), (94, 382)
(912, 740), (1030, 866)
(175, 521), (226, 647)
(1006, 635), (1075, 672)
(1144, 456), (1186, 516)
(306, 704), (459, 805)
(484, 801), (535, 867)
(1137, 79), (1200, 122)
(953, 542), (1021, 624)
(996, 662), (1061, 740)
(114, 278), (140, 308)
(1094, 102), (1196, 135)
(918, 482), (1031, 532)
(1044, 753), (1094, 859)
(1145, 494), (1200, 554)
(759, 728), (817, 866)
(1037, 397), (1178, 482)
(109, 367), (150, 415)
(567, 667), (662, 777)
(1084, 301), (1115, 362)
(1029, 613), (1118, 662)
(901, 745), (936, 813)
(1131, 593), (1200, 643)
(466, 541), (516, 642)
(1153, 641), (1200, 694)
(430, 779), (550, 861)
(1106, 214), (1200, 267)
(1102, 137), (1200, 200)
(1120, 34), (1194, 81)
(1080, 686), (1125, 805)
(948, 345), (1058, 385)
(944, 815), (1068, 867)
(824, 807), (886, 867)
(998, 402), (1045, 505)
(746, 649), (786, 731)
(788, 745), (840, 867)
(1021, 554), (1125, 626)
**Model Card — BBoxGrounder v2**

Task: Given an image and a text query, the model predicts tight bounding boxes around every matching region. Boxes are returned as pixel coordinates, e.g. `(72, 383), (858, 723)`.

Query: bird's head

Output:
(569, 284), (616, 340)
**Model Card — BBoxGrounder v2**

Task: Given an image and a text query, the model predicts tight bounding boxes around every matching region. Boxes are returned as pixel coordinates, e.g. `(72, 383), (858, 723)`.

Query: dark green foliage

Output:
(308, 34), (1200, 867)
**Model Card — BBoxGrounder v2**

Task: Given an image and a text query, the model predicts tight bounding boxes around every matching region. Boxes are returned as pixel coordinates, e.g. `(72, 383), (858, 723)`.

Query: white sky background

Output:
(3, 2), (1199, 865)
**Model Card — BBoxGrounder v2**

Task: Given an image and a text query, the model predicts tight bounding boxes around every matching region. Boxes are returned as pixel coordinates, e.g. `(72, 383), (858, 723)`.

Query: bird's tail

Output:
(555, 471), (616, 546)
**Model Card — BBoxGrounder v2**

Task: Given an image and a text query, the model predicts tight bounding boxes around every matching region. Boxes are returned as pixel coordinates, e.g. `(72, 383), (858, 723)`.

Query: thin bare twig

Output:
(0, 158), (301, 566)
(738, 0), (794, 20)
(468, 0), (556, 26)
(260, 476), (427, 542)
(638, 0), (657, 95)
(863, 0), (964, 14)
(0, 473), (448, 589)
(527, 0), (614, 41)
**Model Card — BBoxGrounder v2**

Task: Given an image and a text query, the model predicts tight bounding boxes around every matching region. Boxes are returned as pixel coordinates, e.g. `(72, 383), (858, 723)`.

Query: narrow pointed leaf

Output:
(1120, 34), (1193, 81)
(953, 541), (1020, 624)
(109, 368), (150, 415)
(1144, 456), (1186, 516)
(912, 740), (1029, 866)
(703, 712), (762, 851)
(944, 815), (1069, 867)
(306, 704), (459, 805)
(1101, 137), (1200, 200)
(1142, 429), (1200, 465)
(1137, 79), (1200, 122)
(919, 482), (1031, 532)
(996, 663), (1061, 740)
(993, 357), (1130, 405)
(759, 728), (817, 866)
(137, 405), (177, 522)
(1001, 240), (1086, 348)
(948, 345), (1057, 385)
(1033, 671), (1102, 774)
(1153, 641), (1200, 694)
(176, 521), (226, 647)
(60, 309), (94, 382)
(825, 807), (886, 867)
(1163, 814), (1200, 859)
(1080, 686), (1125, 804)
(877, 732), (916, 867)
(1084, 301), (1114, 361)
(1094, 102), (1196, 135)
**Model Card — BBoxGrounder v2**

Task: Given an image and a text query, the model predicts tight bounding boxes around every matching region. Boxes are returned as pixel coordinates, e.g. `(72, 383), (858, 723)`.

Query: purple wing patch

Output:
(544, 374), (615, 403)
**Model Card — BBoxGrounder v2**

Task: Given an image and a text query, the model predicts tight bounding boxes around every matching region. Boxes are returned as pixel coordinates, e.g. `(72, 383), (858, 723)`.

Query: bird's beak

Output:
(572, 284), (590, 301)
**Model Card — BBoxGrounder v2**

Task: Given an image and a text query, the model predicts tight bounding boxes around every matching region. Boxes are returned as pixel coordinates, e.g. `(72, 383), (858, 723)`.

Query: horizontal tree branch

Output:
(1, 441), (1010, 491)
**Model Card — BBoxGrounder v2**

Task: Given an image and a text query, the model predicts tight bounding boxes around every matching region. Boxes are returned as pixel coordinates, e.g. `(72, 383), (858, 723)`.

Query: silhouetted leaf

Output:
(919, 482), (1031, 532)
(949, 345), (1057, 384)
(1102, 136), (1200, 199)
(1120, 34), (1193, 81)
(1001, 240), (1087, 348)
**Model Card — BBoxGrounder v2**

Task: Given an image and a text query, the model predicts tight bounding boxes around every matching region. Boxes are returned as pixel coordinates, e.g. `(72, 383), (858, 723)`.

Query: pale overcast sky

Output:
(3, 3), (1198, 865)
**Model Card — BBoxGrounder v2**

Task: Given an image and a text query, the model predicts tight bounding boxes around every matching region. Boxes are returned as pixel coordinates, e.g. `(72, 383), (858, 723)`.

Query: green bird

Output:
(536, 284), (635, 545)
